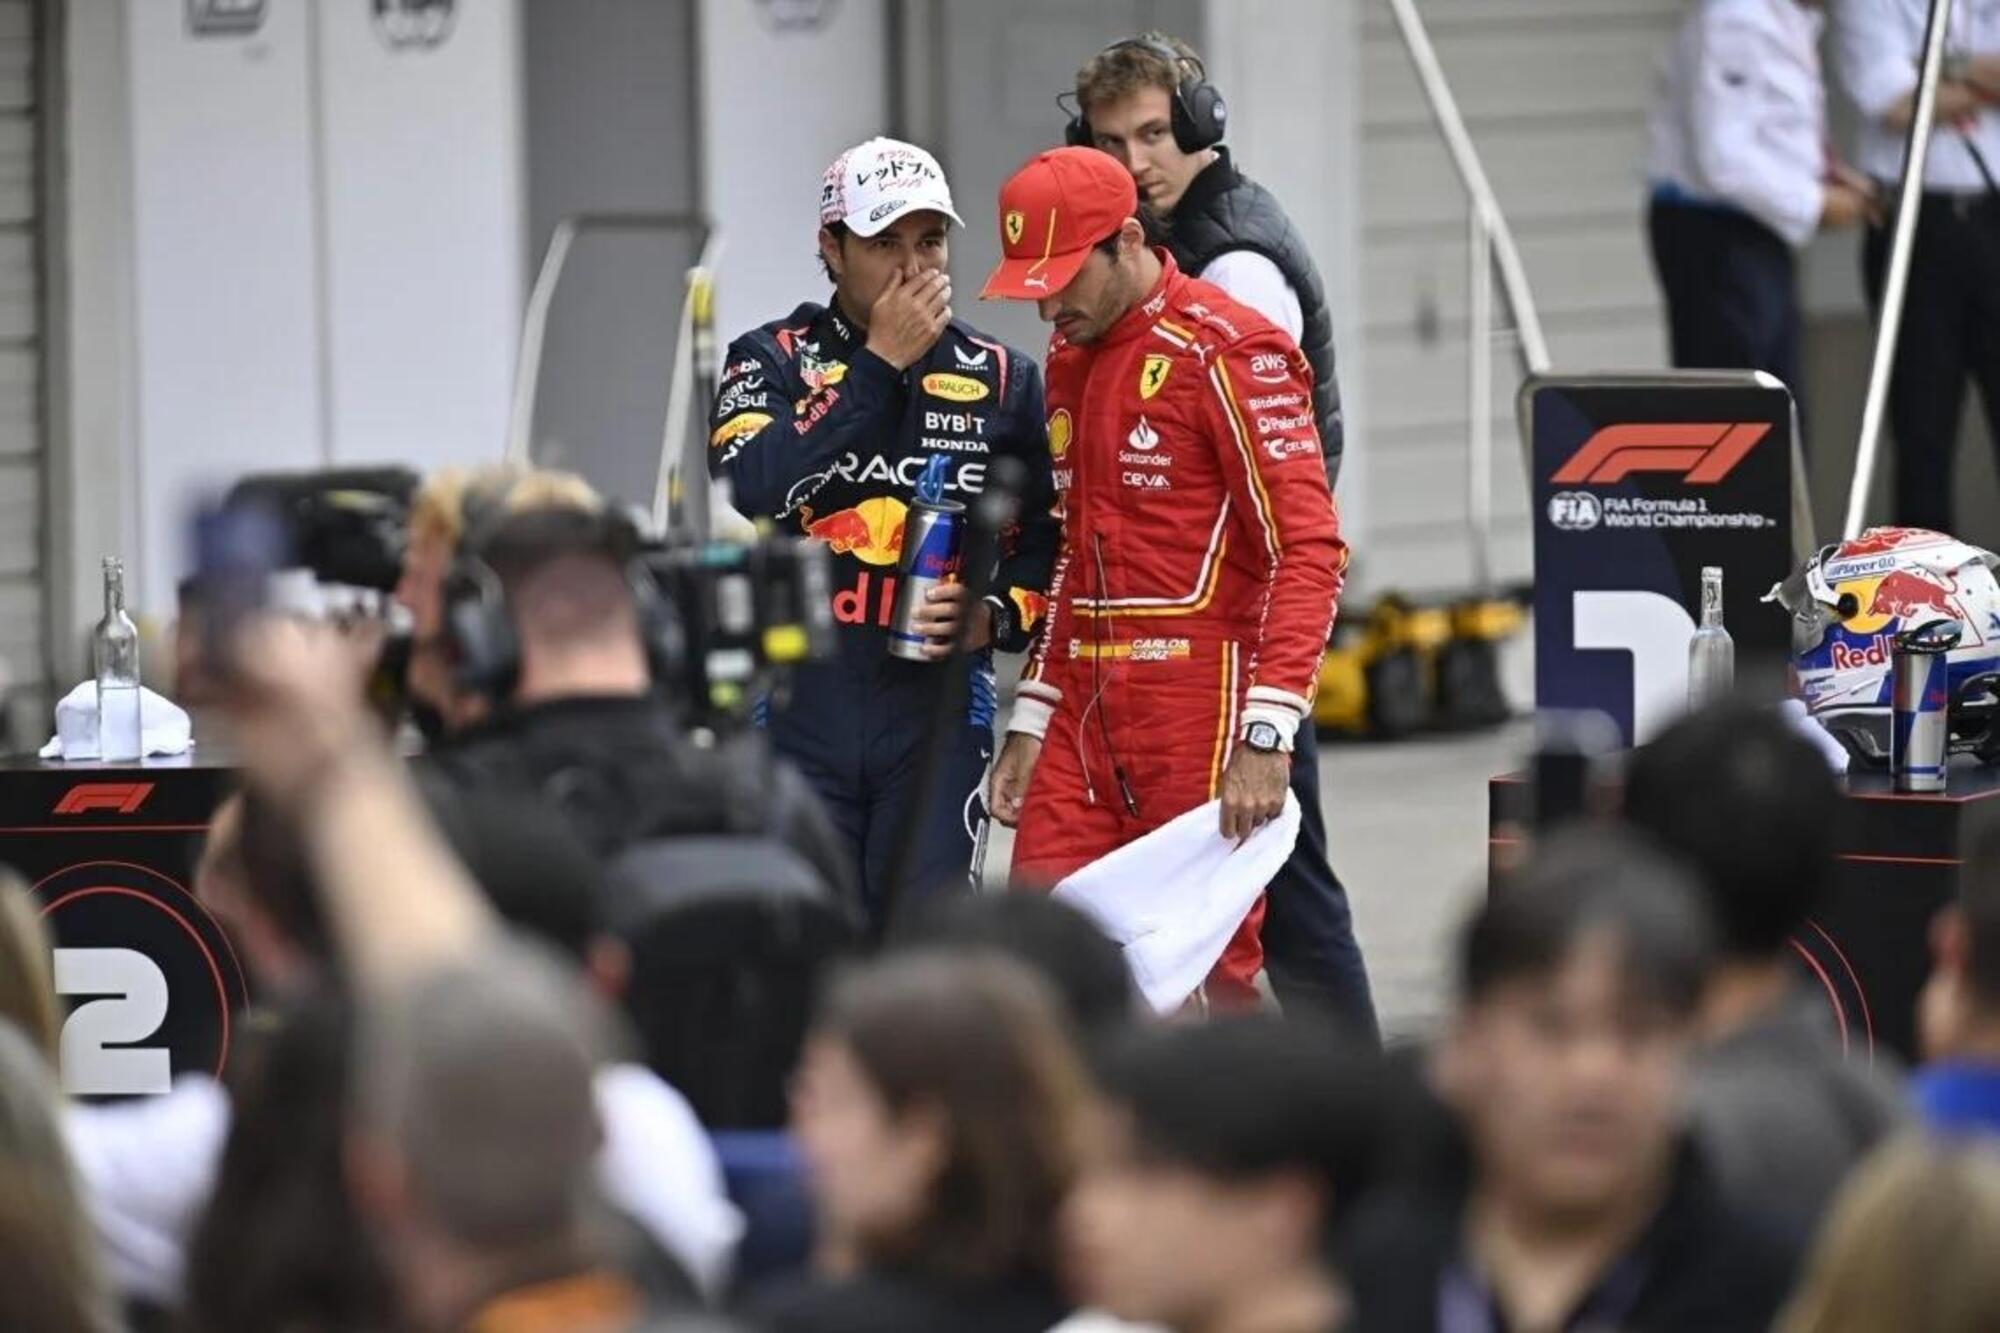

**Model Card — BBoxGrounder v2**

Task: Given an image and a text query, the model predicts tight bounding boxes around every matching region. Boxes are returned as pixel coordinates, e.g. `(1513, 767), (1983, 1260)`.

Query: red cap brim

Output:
(979, 246), (1093, 301)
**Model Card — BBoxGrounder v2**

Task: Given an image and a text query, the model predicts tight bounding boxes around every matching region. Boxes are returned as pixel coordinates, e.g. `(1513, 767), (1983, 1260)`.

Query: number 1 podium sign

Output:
(1524, 372), (1801, 745)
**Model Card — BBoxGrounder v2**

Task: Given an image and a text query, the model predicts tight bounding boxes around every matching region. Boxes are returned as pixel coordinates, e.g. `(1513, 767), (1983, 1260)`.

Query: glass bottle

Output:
(95, 556), (142, 761)
(1688, 565), (1735, 708)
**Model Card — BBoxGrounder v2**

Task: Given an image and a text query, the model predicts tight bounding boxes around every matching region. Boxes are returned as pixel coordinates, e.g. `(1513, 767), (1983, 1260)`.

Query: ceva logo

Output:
(1552, 423), (1771, 486)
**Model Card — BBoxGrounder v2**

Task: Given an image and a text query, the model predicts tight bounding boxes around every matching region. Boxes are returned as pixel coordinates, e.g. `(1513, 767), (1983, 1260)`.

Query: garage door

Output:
(0, 0), (41, 749)
(1358, 0), (1681, 593)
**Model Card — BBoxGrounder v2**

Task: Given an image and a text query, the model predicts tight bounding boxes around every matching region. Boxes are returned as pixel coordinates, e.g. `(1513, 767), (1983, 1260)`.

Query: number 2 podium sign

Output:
(1525, 373), (1799, 745)
(0, 763), (244, 1099)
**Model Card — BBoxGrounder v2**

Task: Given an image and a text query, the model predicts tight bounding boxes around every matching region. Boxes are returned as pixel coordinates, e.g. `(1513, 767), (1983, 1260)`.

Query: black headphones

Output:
(441, 480), (684, 703)
(1062, 36), (1227, 155)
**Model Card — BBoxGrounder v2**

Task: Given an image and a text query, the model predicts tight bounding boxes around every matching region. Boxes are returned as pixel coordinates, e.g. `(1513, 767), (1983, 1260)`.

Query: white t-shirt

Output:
(1199, 250), (1304, 341)
(64, 1063), (744, 1306)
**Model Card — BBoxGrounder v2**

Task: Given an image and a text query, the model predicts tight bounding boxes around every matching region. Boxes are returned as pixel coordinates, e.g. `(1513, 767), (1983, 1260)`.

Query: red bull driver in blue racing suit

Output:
(708, 137), (1058, 928)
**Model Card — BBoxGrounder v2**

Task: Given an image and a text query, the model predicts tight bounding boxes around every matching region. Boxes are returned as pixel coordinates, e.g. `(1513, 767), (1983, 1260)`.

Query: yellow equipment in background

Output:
(1315, 587), (1528, 738)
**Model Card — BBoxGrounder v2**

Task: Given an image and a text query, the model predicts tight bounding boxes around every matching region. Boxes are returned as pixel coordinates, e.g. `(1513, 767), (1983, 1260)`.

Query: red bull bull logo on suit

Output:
(800, 496), (912, 627)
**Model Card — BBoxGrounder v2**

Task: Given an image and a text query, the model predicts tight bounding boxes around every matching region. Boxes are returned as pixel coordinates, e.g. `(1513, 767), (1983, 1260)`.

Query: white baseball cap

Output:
(819, 137), (965, 237)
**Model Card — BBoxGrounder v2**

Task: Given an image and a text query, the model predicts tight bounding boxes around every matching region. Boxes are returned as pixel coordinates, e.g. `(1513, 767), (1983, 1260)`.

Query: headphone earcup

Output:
(1174, 79), (1227, 153)
(628, 569), (688, 702)
(444, 560), (519, 699)
(1064, 112), (1093, 148)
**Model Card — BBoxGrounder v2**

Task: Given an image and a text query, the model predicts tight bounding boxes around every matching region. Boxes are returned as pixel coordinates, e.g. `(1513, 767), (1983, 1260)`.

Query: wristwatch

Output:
(1242, 720), (1287, 754)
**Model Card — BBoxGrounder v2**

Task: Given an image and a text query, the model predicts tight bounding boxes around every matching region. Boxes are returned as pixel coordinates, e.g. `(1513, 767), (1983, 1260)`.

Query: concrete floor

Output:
(983, 717), (1534, 1043)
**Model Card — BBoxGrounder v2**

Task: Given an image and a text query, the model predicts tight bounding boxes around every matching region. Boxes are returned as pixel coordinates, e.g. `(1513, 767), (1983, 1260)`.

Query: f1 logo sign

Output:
(1551, 423), (1771, 486)
(53, 783), (155, 816)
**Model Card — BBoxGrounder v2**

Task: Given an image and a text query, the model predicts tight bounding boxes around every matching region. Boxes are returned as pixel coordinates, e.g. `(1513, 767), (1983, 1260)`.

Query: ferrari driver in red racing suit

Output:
(983, 148), (1346, 1007)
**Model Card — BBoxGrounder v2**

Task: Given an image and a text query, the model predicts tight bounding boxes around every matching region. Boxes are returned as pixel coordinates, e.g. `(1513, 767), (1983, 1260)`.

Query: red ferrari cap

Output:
(980, 148), (1138, 301)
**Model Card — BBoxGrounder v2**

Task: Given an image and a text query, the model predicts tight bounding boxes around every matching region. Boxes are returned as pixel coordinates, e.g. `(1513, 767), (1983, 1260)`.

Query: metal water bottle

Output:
(887, 456), (966, 662)
(94, 556), (143, 761)
(1688, 566), (1735, 708)
(1892, 619), (1960, 793)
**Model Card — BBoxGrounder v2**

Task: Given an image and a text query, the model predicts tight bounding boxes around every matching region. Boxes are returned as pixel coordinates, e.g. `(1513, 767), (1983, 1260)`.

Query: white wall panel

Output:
(316, 0), (524, 473)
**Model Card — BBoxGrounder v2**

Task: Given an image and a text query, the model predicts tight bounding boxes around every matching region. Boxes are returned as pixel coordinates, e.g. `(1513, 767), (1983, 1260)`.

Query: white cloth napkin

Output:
(1053, 793), (1301, 1014)
(40, 682), (193, 760)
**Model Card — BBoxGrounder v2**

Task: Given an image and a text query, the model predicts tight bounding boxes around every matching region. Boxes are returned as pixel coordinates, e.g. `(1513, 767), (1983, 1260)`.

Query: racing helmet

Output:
(1767, 526), (2000, 766)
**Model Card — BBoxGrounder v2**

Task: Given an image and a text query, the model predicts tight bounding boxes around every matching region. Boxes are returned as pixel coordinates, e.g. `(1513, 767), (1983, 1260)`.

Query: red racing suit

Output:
(1009, 252), (1347, 1006)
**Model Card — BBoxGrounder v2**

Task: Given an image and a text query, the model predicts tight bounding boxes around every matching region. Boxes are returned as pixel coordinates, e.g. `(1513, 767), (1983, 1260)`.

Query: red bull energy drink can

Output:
(886, 496), (965, 660)
(1891, 619), (1961, 793)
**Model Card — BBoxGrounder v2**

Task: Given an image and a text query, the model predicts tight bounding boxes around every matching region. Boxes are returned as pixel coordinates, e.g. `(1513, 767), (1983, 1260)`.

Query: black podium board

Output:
(1490, 763), (2000, 1064)
(0, 755), (243, 1097)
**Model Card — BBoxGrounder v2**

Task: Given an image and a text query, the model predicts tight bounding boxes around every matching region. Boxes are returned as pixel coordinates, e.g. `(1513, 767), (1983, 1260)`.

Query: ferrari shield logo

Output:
(1139, 354), (1172, 400)
(1004, 210), (1026, 248)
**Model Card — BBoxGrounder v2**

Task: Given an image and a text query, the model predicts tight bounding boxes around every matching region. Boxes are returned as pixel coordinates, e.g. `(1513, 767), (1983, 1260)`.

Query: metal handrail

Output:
(654, 244), (726, 540)
(504, 210), (711, 470)
(1843, 0), (1956, 539)
(1385, 0), (1551, 377)
(1386, 0), (1551, 590)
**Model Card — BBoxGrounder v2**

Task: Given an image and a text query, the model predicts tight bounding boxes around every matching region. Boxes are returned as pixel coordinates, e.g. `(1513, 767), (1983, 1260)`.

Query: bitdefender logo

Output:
(1552, 423), (1771, 486)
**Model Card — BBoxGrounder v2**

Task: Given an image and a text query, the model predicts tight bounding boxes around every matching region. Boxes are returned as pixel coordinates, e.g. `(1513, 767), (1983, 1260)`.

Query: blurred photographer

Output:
(395, 463), (600, 739)
(418, 503), (852, 896)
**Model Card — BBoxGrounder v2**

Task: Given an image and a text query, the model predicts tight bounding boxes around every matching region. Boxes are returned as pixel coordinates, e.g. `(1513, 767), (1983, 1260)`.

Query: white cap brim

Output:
(843, 197), (966, 238)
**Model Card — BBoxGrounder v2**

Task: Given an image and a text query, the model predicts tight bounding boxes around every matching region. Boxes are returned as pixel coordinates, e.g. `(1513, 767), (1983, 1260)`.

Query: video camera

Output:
(640, 532), (837, 732)
(201, 469), (837, 731)
(222, 467), (419, 597)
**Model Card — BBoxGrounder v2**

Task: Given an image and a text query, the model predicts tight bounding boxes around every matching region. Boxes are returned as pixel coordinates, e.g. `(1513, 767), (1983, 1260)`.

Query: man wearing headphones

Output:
(709, 137), (1058, 930)
(418, 502), (853, 896)
(395, 463), (601, 739)
(1067, 34), (1375, 1036)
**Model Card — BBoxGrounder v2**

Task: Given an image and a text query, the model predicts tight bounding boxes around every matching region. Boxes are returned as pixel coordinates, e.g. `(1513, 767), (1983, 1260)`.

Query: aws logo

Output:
(922, 372), (988, 403)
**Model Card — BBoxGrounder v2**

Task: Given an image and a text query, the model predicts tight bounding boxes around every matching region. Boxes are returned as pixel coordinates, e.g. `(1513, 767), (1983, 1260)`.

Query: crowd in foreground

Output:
(9, 613), (2000, 1333)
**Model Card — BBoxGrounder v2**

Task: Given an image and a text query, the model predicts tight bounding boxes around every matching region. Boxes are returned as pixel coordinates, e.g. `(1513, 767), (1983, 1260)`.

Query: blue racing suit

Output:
(709, 299), (1057, 927)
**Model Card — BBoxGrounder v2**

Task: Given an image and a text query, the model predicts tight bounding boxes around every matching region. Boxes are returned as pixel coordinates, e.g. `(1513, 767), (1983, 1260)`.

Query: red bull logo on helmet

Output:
(1829, 634), (1896, 672)
(1840, 526), (1950, 557)
(1869, 569), (1957, 620)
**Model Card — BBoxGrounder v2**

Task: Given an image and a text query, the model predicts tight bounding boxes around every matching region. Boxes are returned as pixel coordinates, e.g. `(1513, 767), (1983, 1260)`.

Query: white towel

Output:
(40, 682), (193, 760)
(1053, 794), (1301, 1014)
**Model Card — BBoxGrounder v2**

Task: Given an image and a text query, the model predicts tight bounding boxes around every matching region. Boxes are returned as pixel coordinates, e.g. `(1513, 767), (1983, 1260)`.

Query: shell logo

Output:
(710, 412), (773, 449)
(922, 372), (989, 403)
(1048, 409), (1073, 460)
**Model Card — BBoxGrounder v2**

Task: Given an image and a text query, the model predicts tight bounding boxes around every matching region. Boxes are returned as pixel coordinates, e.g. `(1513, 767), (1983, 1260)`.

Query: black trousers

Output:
(1648, 198), (1804, 399)
(1861, 194), (2000, 534)
(1259, 723), (1379, 1041)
